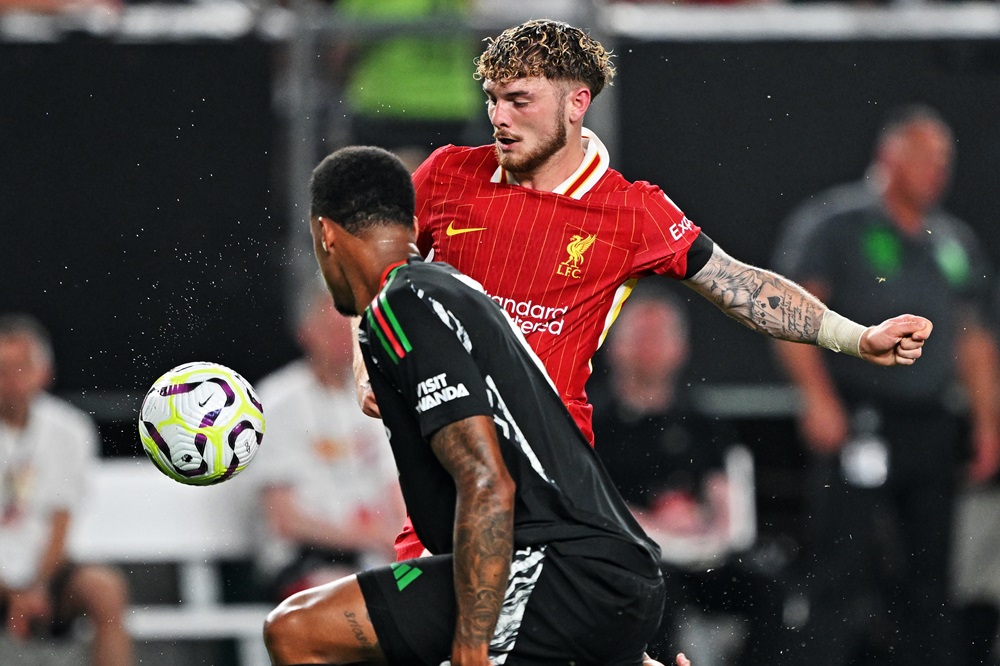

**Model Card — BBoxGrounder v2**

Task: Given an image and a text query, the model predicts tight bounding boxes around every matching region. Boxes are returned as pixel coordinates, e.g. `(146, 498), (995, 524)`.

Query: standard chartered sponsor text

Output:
(490, 295), (567, 335)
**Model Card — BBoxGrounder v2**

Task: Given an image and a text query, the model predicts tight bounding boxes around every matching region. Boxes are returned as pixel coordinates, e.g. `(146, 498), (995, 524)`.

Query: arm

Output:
(32, 509), (70, 588)
(350, 316), (381, 418)
(429, 415), (515, 666)
(262, 485), (400, 558)
(684, 243), (932, 366)
(771, 278), (850, 454)
(773, 338), (851, 454)
(5, 509), (70, 638)
(956, 316), (1000, 483)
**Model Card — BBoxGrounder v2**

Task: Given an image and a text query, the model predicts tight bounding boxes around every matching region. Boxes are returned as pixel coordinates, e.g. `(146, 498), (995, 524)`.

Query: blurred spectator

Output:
(772, 104), (1000, 665)
(591, 285), (789, 665)
(249, 281), (403, 603)
(0, 314), (132, 666)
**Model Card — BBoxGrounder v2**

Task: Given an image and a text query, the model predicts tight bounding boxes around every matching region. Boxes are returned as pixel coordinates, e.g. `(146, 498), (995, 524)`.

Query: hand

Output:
(859, 315), (933, 367)
(351, 316), (382, 418)
(642, 651), (690, 666)
(449, 641), (491, 666)
(5, 585), (50, 639)
(356, 378), (382, 419)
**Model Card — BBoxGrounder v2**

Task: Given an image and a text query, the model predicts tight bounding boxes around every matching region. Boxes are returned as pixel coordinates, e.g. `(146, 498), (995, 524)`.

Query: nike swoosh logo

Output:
(446, 222), (487, 237)
(198, 396), (211, 408)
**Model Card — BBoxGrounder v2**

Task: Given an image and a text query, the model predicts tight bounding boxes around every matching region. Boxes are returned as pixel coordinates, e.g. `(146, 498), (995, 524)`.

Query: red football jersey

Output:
(414, 129), (702, 442)
(395, 130), (702, 560)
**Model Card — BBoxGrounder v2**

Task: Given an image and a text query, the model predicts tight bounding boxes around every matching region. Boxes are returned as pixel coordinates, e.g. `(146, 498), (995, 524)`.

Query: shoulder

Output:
(928, 208), (982, 245)
(594, 168), (660, 198)
(35, 393), (95, 431)
(784, 181), (875, 232)
(778, 182), (875, 246)
(593, 171), (687, 218)
(383, 260), (478, 304)
(32, 393), (99, 450)
(415, 144), (496, 184)
(368, 261), (489, 341)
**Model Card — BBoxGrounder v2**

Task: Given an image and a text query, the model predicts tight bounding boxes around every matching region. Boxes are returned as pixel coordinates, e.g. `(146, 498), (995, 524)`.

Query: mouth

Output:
(494, 134), (518, 148)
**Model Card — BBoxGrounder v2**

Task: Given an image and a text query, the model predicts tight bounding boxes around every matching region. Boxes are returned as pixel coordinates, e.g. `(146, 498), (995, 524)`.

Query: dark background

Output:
(3, 35), (998, 538)
(5, 37), (999, 392)
(0, 39), (295, 395)
(616, 37), (1000, 386)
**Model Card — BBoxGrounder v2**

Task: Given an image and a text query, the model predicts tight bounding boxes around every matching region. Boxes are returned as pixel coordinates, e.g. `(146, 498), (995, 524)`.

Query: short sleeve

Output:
(948, 216), (995, 314)
(36, 406), (98, 511)
(364, 284), (494, 439)
(632, 186), (702, 279)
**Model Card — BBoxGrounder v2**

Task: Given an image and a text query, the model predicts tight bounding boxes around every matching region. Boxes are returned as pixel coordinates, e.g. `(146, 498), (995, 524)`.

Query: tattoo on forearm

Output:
(431, 418), (514, 647)
(453, 508), (513, 642)
(690, 247), (825, 343)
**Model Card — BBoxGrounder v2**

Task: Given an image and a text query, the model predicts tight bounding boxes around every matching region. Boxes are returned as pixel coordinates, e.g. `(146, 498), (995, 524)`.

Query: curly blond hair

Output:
(474, 19), (615, 97)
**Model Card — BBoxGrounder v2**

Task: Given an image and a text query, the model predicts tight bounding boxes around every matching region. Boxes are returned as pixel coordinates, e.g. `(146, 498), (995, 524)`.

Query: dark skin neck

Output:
(328, 223), (419, 315)
(344, 227), (418, 313)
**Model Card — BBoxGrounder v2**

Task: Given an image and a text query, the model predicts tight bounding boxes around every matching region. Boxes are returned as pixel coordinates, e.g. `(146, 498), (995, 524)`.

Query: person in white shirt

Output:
(0, 314), (132, 666)
(249, 282), (404, 602)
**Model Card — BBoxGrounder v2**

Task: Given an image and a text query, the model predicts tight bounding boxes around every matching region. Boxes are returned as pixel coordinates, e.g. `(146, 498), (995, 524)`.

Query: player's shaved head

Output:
(475, 19), (615, 97)
(310, 146), (415, 235)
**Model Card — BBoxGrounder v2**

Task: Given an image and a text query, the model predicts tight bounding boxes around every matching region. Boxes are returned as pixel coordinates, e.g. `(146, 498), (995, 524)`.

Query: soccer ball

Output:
(138, 361), (265, 485)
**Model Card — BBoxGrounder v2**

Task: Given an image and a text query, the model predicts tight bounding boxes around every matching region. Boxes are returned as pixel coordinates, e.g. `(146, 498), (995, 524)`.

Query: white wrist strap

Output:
(817, 310), (867, 358)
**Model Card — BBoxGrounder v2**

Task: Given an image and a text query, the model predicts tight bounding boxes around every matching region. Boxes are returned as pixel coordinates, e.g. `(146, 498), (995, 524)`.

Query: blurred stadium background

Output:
(2, 0), (999, 663)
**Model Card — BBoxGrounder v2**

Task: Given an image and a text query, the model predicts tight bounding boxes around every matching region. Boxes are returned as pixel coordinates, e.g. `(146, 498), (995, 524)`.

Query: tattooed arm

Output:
(683, 242), (826, 343)
(430, 415), (515, 666)
(684, 243), (933, 366)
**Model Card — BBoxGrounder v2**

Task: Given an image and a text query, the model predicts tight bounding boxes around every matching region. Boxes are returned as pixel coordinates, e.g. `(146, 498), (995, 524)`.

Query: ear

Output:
(566, 85), (592, 124)
(315, 215), (337, 254)
(38, 360), (54, 392)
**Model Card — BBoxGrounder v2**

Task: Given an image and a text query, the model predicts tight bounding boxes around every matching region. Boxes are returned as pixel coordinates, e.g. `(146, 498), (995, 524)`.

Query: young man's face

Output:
(310, 215), (358, 318)
(484, 76), (569, 176)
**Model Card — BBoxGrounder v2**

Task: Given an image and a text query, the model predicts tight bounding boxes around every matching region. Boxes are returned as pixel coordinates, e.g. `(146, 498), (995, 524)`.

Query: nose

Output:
(490, 100), (510, 129)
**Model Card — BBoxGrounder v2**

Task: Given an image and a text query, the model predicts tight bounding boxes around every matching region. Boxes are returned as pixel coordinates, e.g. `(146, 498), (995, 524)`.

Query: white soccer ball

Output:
(138, 361), (265, 485)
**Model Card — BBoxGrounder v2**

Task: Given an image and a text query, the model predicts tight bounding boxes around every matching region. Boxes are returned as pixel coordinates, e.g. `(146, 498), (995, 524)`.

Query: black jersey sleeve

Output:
(363, 279), (494, 440)
(683, 231), (715, 279)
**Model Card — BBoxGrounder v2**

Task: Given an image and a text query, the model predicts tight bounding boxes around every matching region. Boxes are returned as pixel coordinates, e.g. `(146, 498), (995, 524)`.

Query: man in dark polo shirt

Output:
(773, 104), (1000, 665)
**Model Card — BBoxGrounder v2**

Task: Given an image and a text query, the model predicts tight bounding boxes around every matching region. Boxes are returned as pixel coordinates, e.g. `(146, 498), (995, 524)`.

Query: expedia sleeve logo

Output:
(415, 372), (470, 414)
(556, 233), (597, 279)
(669, 216), (696, 242)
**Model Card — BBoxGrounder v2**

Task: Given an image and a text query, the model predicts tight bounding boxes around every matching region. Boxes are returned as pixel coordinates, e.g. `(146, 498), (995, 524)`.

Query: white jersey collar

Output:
(490, 127), (610, 200)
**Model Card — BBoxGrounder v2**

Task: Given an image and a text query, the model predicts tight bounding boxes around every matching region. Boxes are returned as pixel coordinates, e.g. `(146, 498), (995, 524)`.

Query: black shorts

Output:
(357, 540), (665, 666)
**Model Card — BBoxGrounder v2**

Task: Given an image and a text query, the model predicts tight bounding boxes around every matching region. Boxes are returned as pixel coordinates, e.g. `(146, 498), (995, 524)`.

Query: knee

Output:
(263, 575), (368, 665)
(74, 565), (130, 619)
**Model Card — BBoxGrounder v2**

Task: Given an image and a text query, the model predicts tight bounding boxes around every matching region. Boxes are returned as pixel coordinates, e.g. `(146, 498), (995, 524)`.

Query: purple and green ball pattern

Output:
(138, 361), (265, 486)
